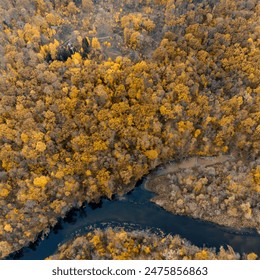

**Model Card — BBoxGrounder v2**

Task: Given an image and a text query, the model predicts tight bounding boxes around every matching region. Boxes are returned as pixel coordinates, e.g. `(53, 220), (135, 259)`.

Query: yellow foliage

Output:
(48, 39), (60, 59)
(33, 176), (49, 188)
(133, 61), (148, 72)
(92, 37), (101, 49)
(103, 41), (111, 48)
(145, 149), (158, 160)
(178, 121), (194, 133)
(67, 1), (79, 14)
(33, 132), (45, 141)
(159, 105), (174, 119)
(22, 23), (40, 43)
(55, 171), (64, 179)
(96, 169), (111, 194)
(4, 224), (13, 233)
(0, 242), (12, 257)
(175, 83), (190, 103)
(121, 14), (141, 30)
(247, 253), (258, 260)
(35, 141), (47, 152)
(71, 52), (82, 65)
(45, 13), (63, 25)
(143, 246), (151, 254)
(195, 249), (209, 260)
(0, 188), (10, 198)
(93, 140), (108, 151)
(142, 18), (155, 31)
(24, 231), (32, 238)
(222, 146), (228, 153)
(90, 235), (101, 247)
(194, 129), (201, 138)
(85, 170), (92, 176)
(121, 13), (154, 32)
(129, 31), (142, 49)
(117, 231), (127, 241)
(21, 133), (29, 143)
(253, 166), (260, 185)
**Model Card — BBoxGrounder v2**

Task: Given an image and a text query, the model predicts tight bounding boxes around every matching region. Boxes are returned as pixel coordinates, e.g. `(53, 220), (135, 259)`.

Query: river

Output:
(6, 178), (260, 259)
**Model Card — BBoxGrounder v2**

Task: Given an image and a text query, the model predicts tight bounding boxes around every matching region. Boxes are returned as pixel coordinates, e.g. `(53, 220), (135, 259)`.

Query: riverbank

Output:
(6, 178), (260, 260)
(145, 155), (260, 233)
(46, 227), (258, 260)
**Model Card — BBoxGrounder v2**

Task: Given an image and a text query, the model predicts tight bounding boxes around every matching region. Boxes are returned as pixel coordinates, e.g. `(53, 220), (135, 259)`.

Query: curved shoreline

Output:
(2, 155), (259, 259)
(47, 227), (258, 260)
(144, 155), (260, 233)
(5, 177), (260, 259)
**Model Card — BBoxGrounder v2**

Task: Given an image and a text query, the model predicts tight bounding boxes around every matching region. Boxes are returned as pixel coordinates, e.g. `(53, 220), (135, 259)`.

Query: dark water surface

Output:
(7, 179), (260, 259)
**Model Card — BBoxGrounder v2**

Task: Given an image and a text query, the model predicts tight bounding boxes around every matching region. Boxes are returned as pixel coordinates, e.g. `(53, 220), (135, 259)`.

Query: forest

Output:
(0, 0), (259, 259)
